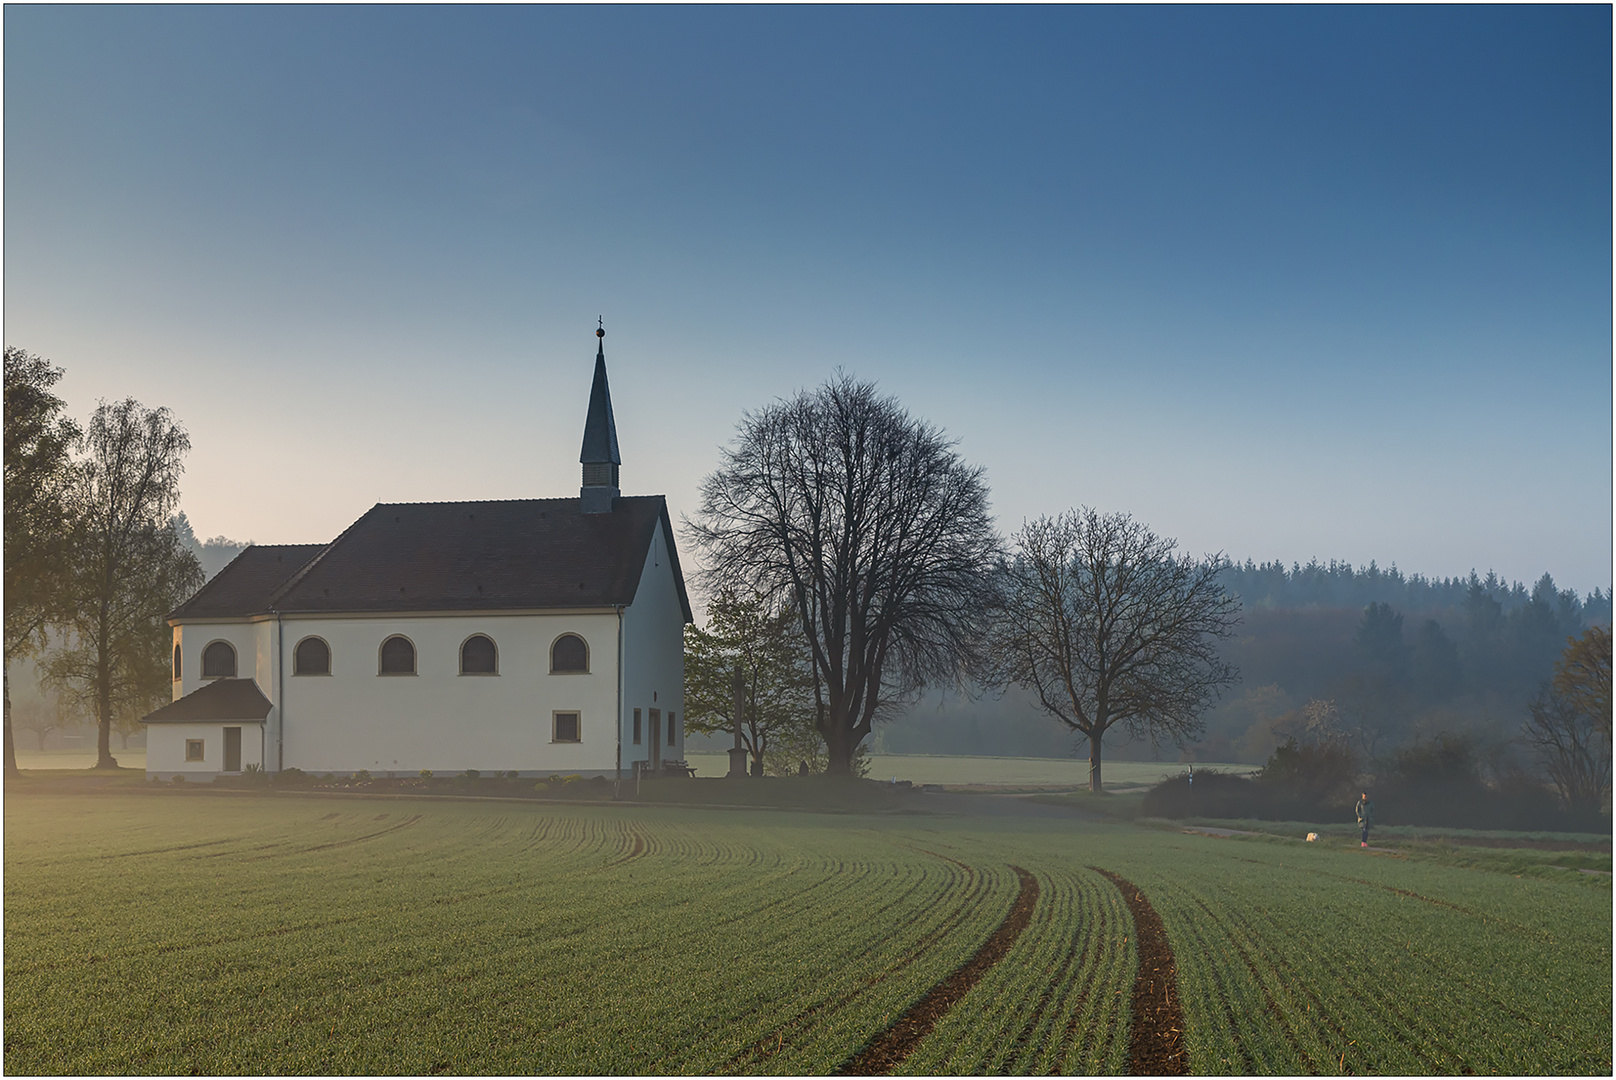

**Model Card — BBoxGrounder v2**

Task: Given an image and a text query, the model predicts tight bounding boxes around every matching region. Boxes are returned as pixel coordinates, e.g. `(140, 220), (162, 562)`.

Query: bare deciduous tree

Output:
(1553, 625), (1611, 744)
(43, 399), (203, 769)
(986, 509), (1240, 792)
(689, 374), (1000, 776)
(1523, 685), (1611, 816)
(1524, 628), (1613, 815)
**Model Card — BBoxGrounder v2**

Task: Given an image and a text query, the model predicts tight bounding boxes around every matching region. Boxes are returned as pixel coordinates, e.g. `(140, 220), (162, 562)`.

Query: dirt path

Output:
(835, 866), (1040, 1075)
(1092, 868), (1189, 1076)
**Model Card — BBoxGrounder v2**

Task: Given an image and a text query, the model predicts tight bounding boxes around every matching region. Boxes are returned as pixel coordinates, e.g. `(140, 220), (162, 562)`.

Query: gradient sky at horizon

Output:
(6, 6), (1611, 600)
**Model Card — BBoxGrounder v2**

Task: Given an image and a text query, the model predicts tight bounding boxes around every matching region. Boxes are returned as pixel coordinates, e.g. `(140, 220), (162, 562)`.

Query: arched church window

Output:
(173, 643), (182, 680)
(550, 634), (588, 674)
(295, 637), (331, 676)
(379, 635), (416, 675)
(202, 641), (237, 678)
(460, 634), (498, 675)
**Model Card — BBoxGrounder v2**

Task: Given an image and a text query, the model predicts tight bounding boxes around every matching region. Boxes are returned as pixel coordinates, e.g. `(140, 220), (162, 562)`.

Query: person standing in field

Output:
(1356, 791), (1374, 848)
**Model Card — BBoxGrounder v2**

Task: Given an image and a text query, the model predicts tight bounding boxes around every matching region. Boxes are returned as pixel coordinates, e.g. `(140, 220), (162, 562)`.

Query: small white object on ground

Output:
(1306, 832), (1319, 842)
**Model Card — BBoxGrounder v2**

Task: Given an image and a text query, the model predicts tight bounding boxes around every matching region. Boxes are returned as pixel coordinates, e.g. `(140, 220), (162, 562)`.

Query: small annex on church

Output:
(144, 327), (692, 781)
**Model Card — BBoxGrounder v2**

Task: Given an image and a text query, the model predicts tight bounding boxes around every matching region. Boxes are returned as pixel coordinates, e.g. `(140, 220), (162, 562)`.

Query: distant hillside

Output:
(864, 559), (1611, 766)
(171, 512), (251, 583)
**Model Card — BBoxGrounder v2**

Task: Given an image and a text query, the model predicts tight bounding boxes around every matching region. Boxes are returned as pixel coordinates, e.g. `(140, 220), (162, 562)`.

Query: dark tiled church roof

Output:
(142, 678), (273, 724)
(169, 496), (692, 622)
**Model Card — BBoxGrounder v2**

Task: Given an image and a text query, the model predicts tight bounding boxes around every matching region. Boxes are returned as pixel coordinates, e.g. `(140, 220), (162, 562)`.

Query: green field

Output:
(4, 787), (1609, 1075)
(684, 753), (1249, 790)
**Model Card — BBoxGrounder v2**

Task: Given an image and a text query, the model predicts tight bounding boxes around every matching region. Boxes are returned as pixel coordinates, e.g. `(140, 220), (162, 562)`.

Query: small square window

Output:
(632, 708), (642, 745)
(553, 712), (580, 743)
(185, 739), (205, 762)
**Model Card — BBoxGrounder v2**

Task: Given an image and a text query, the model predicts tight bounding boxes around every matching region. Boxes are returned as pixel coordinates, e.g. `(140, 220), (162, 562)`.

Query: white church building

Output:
(144, 328), (692, 781)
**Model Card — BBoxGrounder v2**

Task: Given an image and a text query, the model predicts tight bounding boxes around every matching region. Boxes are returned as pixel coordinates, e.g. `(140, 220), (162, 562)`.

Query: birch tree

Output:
(43, 399), (203, 769)
(3, 347), (80, 775)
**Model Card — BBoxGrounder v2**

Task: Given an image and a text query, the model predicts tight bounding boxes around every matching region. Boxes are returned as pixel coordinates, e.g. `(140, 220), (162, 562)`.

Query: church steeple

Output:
(579, 320), (621, 514)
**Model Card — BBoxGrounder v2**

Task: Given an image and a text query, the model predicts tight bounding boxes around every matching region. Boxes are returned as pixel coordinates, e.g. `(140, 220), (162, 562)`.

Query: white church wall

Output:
(621, 518), (688, 771)
(174, 622), (261, 700)
(147, 721), (265, 779)
(276, 611), (621, 775)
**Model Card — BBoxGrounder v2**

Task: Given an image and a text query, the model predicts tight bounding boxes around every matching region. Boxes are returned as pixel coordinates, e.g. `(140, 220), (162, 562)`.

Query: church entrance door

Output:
(648, 708), (661, 773)
(223, 727), (242, 772)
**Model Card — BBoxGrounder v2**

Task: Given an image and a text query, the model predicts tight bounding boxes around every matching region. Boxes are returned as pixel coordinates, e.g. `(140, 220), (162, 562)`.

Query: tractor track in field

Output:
(834, 866), (1039, 1076)
(593, 829), (648, 871)
(1092, 869), (1189, 1077)
(724, 858), (988, 1073)
(296, 814), (423, 854)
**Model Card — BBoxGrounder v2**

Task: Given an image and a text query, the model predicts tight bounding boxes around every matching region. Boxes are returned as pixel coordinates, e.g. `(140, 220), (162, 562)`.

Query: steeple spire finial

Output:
(579, 320), (620, 513)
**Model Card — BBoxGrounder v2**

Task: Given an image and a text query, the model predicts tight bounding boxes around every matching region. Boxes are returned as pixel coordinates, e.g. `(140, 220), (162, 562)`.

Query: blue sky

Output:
(6, 6), (1611, 599)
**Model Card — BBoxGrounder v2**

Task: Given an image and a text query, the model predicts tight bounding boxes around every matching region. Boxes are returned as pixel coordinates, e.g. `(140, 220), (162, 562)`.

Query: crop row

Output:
(1073, 834), (1612, 1076)
(3, 796), (1021, 1075)
(6, 793), (1610, 1076)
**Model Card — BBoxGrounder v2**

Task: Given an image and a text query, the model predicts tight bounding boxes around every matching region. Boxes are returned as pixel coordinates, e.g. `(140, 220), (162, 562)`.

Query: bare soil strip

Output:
(1091, 868), (1189, 1076)
(835, 865), (1039, 1076)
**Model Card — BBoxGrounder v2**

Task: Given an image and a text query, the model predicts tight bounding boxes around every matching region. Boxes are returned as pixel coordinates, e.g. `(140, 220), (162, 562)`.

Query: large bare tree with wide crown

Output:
(689, 374), (1001, 776)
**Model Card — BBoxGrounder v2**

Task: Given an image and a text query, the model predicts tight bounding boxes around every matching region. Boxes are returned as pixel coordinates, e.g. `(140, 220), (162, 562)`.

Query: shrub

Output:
(170, 774), (186, 784)
(464, 769), (480, 781)
(1373, 734), (1571, 830)
(351, 769), (373, 785)
(419, 769), (433, 781)
(1141, 769), (1260, 819)
(1256, 739), (1360, 820)
(273, 767), (308, 787)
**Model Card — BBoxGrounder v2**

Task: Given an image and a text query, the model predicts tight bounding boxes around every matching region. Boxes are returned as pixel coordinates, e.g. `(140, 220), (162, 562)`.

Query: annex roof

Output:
(142, 678), (273, 725)
(168, 496), (692, 622)
(169, 544), (327, 619)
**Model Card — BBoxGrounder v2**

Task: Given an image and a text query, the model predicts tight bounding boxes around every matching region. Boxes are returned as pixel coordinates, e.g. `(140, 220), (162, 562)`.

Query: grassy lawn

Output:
(14, 747), (147, 771)
(4, 785), (1609, 1075)
(683, 752), (1249, 791)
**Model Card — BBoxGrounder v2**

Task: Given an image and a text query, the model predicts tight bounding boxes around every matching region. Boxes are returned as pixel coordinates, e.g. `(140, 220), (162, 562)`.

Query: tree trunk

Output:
(95, 639), (116, 769)
(748, 722), (766, 775)
(1088, 728), (1104, 793)
(3, 665), (17, 776)
(824, 721), (854, 776)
